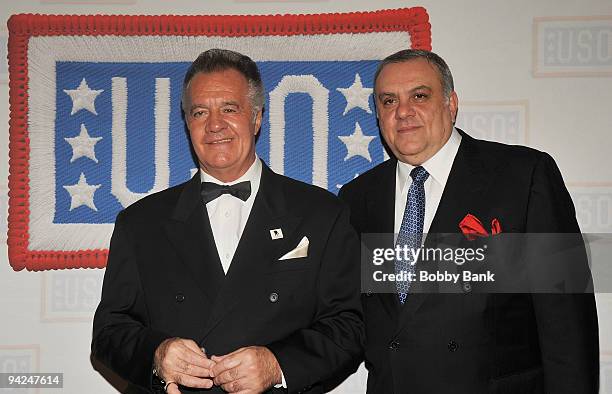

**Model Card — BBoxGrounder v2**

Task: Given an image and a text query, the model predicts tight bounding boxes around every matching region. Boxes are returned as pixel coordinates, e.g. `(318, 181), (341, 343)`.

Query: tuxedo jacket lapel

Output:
(163, 174), (225, 304)
(200, 163), (302, 340)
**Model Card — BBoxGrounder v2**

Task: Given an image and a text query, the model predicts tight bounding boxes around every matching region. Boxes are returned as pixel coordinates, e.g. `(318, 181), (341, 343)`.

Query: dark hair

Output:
(181, 48), (265, 115)
(374, 49), (454, 99)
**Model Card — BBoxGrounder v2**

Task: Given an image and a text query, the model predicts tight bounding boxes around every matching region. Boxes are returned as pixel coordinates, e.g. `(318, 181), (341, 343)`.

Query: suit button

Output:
(175, 293), (185, 303)
(388, 340), (400, 350)
(462, 282), (472, 293)
(448, 340), (458, 352)
(269, 292), (279, 303)
(365, 290), (373, 297)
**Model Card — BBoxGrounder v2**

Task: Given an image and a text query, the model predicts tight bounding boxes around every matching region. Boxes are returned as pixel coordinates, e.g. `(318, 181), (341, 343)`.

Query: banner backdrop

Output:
(6, 9), (431, 271)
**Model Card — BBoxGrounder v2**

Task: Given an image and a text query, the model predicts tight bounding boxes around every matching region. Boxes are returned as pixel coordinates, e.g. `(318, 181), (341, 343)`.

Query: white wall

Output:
(0, 0), (611, 393)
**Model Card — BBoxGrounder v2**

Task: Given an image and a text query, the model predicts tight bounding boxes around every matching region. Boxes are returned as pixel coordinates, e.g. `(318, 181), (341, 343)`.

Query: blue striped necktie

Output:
(395, 166), (429, 304)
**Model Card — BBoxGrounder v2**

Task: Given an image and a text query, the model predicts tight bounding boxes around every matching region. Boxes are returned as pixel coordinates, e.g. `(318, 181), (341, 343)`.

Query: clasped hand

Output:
(154, 339), (281, 394)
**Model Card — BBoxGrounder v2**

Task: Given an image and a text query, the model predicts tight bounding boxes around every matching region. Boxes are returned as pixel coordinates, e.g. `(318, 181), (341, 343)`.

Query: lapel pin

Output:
(270, 228), (283, 240)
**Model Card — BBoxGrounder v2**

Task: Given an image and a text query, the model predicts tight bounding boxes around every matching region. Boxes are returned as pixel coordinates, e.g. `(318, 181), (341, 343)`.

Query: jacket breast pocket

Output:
(264, 256), (312, 273)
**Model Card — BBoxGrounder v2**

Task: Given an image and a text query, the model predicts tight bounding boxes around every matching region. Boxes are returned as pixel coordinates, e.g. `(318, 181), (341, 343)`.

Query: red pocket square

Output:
(459, 214), (502, 240)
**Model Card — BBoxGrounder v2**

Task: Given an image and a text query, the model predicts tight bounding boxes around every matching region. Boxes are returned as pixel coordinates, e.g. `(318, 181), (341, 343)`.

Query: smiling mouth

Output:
(207, 138), (232, 145)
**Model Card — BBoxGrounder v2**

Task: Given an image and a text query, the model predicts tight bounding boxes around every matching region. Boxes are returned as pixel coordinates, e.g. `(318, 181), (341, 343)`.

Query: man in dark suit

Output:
(339, 49), (599, 393)
(92, 49), (364, 394)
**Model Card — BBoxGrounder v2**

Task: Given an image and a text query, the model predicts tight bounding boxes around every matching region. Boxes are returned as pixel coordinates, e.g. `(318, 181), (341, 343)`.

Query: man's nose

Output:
(396, 99), (416, 119)
(206, 110), (226, 132)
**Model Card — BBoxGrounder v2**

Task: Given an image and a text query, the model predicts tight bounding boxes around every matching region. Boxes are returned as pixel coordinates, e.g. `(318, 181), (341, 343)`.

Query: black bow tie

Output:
(201, 181), (251, 204)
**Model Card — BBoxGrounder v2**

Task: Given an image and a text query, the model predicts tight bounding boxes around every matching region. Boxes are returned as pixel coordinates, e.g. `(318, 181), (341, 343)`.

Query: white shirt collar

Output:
(397, 127), (462, 192)
(199, 155), (263, 205)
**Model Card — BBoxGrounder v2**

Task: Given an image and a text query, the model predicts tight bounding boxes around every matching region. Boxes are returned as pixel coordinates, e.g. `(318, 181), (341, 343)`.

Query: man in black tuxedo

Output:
(92, 49), (364, 394)
(339, 50), (599, 393)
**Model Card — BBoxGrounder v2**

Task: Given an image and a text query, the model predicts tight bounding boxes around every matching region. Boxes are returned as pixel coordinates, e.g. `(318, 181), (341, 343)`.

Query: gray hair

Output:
(374, 49), (454, 100)
(181, 48), (265, 117)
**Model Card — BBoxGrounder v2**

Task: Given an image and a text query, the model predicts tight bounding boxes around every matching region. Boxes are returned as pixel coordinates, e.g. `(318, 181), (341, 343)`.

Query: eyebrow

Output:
(377, 85), (432, 100)
(377, 92), (397, 101)
(410, 85), (432, 93)
(188, 104), (204, 113)
(189, 100), (240, 112)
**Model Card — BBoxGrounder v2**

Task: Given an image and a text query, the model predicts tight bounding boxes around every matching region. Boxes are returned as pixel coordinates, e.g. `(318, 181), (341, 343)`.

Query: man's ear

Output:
(254, 110), (263, 135)
(449, 91), (458, 123)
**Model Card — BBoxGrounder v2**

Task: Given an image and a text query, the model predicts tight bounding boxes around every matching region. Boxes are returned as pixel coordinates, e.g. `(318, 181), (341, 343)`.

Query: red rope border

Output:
(7, 8), (431, 271)
(7, 9), (431, 46)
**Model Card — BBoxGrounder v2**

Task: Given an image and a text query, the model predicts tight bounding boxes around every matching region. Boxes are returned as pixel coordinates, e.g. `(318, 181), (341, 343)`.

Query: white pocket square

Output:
(278, 236), (309, 260)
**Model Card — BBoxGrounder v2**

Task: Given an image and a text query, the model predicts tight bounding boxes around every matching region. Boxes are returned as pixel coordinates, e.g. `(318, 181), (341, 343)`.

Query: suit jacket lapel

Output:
(163, 174), (225, 303)
(428, 130), (491, 234)
(395, 130), (493, 335)
(200, 163), (302, 339)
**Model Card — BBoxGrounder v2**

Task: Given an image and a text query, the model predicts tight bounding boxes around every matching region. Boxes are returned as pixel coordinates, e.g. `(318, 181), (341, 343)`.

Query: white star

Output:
(63, 78), (104, 115)
(64, 124), (102, 163)
(338, 123), (376, 162)
(63, 173), (101, 211)
(337, 73), (373, 115)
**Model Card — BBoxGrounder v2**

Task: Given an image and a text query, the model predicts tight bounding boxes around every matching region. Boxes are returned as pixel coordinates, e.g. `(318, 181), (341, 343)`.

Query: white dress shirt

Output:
(394, 128), (462, 236)
(200, 156), (287, 388)
(201, 156), (262, 274)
